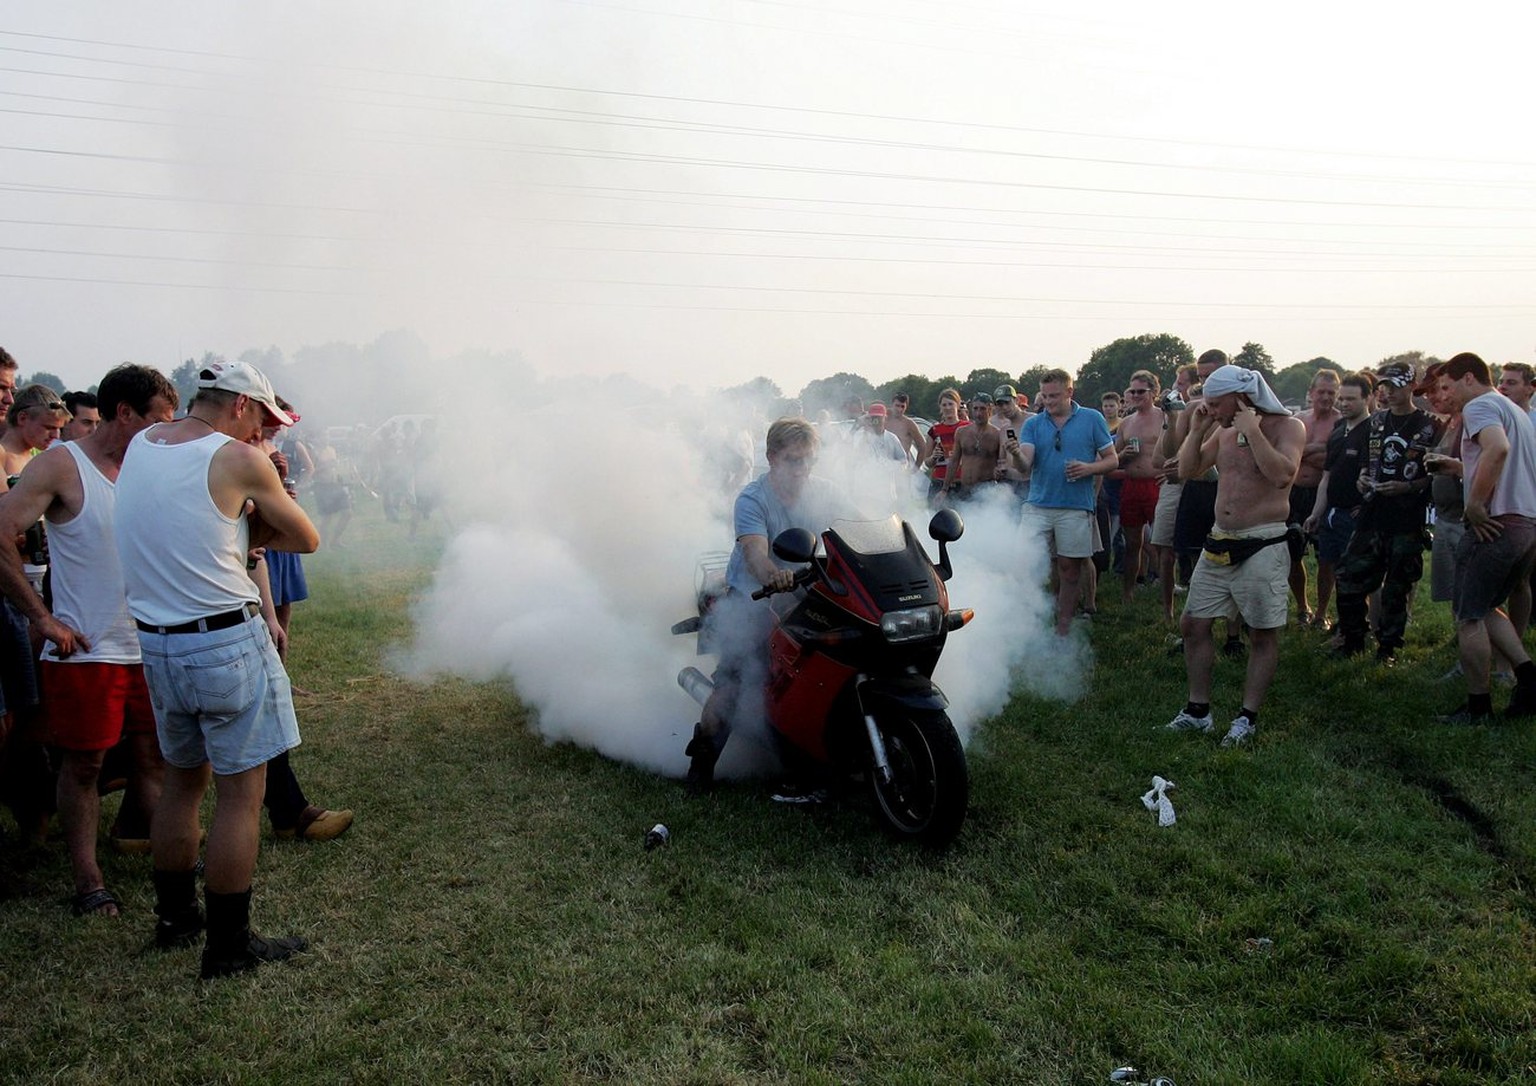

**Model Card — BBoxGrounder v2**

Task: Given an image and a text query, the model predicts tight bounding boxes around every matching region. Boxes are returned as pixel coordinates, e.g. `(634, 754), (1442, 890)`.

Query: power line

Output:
(1, 28), (1532, 171)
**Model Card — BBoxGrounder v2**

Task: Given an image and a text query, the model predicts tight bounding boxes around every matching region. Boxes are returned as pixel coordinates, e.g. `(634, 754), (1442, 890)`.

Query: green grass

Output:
(4, 512), (1536, 1084)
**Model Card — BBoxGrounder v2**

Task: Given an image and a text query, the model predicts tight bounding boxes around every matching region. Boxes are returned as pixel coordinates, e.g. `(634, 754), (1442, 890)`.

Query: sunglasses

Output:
(1054, 431), (1062, 452)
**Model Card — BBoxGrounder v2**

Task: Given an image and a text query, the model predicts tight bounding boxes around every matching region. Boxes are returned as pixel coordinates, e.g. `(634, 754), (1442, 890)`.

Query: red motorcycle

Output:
(675, 510), (973, 846)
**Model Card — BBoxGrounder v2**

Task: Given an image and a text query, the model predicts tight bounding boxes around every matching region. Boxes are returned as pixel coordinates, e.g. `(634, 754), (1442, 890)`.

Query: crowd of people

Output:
(0, 350), (351, 981)
(691, 347), (1536, 783)
(8, 343), (1536, 974)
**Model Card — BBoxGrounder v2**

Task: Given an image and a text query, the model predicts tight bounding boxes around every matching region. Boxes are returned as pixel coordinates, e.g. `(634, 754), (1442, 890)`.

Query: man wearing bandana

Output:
(1330, 362), (1442, 664)
(1164, 363), (1306, 747)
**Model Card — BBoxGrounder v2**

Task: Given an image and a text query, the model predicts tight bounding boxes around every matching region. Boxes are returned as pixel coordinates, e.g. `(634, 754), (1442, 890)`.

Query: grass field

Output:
(3, 507), (1535, 1085)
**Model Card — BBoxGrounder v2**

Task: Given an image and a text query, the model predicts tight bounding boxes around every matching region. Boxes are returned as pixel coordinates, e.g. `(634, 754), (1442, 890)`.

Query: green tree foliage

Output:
(1013, 365), (1060, 405)
(798, 372), (875, 418)
(1231, 341), (1277, 375)
(20, 371), (67, 394)
(1074, 334), (1194, 404)
(169, 352), (222, 411)
(963, 367), (1015, 399)
(1376, 350), (1442, 376)
(1271, 357), (1339, 405)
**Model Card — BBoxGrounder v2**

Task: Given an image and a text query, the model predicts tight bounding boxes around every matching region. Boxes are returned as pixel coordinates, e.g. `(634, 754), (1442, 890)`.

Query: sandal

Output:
(71, 887), (122, 918)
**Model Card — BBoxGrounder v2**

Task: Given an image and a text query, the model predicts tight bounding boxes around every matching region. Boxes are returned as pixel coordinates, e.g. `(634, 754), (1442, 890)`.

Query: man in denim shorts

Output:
(1438, 352), (1536, 723)
(116, 360), (320, 979)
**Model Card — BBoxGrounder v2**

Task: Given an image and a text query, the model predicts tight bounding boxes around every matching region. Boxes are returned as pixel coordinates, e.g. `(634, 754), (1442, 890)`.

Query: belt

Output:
(136, 602), (260, 636)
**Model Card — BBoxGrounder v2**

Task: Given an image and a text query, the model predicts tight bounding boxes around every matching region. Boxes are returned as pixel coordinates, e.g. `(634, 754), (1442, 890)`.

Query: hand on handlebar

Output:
(751, 566), (814, 600)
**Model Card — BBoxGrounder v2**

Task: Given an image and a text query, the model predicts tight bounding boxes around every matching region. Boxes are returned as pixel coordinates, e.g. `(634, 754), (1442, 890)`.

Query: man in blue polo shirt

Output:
(1008, 368), (1118, 635)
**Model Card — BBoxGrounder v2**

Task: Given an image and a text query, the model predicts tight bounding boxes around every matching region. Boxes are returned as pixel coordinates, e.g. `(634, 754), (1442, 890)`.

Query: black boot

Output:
(684, 724), (723, 796)
(200, 888), (307, 980)
(153, 869), (204, 949)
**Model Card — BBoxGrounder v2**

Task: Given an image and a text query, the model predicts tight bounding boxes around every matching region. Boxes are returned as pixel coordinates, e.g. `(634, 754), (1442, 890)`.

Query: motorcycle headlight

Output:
(880, 605), (943, 643)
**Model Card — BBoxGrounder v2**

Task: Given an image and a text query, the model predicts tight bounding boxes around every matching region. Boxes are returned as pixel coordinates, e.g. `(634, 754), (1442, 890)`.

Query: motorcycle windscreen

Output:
(823, 516), (943, 614)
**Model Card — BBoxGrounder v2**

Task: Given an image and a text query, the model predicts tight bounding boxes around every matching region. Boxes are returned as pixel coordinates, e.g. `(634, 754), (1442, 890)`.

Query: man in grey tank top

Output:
(115, 360), (321, 979)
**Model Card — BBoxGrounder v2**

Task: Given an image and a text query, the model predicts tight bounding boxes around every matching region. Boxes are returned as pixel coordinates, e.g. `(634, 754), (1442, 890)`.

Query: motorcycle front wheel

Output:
(867, 709), (968, 847)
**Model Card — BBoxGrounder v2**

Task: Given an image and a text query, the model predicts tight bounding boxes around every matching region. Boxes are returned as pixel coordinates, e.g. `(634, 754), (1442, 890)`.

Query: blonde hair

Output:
(765, 417), (819, 458)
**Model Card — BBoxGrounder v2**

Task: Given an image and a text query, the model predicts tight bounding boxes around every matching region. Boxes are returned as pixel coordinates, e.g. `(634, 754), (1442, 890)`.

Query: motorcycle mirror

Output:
(928, 509), (964, 544)
(771, 527), (818, 564)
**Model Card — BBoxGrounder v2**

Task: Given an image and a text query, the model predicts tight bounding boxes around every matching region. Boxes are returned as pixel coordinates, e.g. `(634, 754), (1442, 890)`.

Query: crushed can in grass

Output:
(644, 824), (670, 850)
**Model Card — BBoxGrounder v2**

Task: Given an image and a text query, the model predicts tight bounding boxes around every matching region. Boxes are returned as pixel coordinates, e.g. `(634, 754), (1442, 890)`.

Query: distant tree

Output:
(170, 352), (222, 411)
(870, 373), (941, 417)
(1231, 341), (1277, 376)
(720, 376), (787, 417)
(238, 344), (285, 372)
(20, 371), (66, 394)
(1016, 365), (1059, 400)
(963, 366), (1014, 399)
(1074, 333), (1194, 404)
(798, 372), (874, 418)
(1271, 357), (1339, 405)
(1375, 350), (1442, 377)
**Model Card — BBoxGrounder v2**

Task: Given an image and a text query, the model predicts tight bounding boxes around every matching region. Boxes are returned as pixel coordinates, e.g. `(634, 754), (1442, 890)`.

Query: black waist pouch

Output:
(1203, 528), (1294, 567)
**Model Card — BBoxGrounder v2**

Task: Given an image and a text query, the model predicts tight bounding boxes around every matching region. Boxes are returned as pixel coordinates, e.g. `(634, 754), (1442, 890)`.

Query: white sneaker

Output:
(1164, 709), (1213, 733)
(1221, 715), (1256, 747)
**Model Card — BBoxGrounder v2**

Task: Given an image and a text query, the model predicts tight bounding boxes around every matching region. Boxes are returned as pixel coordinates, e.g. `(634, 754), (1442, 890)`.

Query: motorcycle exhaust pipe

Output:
(677, 667), (715, 707)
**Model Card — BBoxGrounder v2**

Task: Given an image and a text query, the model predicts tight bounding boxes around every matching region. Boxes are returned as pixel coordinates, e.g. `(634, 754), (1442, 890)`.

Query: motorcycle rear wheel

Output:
(867, 709), (967, 846)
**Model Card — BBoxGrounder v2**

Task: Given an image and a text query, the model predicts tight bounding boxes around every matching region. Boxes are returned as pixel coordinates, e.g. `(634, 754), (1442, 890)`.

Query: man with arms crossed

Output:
(1164, 364), (1305, 747)
(0, 365), (178, 917)
(1012, 369), (1117, 637)
(944, 393), (1002, 501)
(115, 360), (320, 979)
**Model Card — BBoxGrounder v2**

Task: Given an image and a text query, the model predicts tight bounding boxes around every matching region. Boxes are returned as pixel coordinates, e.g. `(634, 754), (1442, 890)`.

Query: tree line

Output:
(21, 330), (1444, 428)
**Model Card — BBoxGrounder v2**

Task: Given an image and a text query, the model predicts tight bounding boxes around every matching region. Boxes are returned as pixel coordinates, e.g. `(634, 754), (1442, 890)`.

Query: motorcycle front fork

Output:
(856, 675), (893, 785)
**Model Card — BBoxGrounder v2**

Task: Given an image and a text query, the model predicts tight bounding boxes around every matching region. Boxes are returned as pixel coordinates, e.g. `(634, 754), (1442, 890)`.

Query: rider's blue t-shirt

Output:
(726, 474), (839, 595)
(1020, 404), (1113, 511)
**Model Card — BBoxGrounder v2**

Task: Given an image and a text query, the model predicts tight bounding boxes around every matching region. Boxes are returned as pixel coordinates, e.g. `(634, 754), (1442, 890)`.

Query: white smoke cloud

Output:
(399, 375), (1085, 779)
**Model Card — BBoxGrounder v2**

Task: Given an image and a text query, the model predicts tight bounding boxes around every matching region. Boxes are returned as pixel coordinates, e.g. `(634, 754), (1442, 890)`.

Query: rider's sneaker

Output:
(1221, 714), (1256, 748)
(1163, 709), (1213, 733)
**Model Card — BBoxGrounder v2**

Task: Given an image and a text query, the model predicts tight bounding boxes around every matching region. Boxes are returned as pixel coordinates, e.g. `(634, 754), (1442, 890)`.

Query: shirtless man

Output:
(1164, 364), (1305, 747)
(1289, 369), (1341, 625)
(1114, 370), (1165, 605)
(990, 385), (1029, 498)
(886, 393), (925, 461)
(1149, 363), (1197, 620)
(943, 394), (1002, 500)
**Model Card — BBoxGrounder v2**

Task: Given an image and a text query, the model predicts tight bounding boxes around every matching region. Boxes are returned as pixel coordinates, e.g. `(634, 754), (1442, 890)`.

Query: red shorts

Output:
(42, 661), (156, 752)
(1120, 477), (1162, 532)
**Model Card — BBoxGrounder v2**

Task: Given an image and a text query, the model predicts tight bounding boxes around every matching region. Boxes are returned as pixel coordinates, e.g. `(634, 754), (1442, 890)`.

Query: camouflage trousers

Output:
(1335, 526), (1428, 651)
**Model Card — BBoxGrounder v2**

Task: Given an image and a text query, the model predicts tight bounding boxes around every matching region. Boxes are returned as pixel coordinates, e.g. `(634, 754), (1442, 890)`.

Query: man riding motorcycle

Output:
(686, 417), (842, 793)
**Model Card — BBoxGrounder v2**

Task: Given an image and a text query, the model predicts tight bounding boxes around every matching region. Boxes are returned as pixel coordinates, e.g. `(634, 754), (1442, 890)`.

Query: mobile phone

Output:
(1006, 428), (1016, 441)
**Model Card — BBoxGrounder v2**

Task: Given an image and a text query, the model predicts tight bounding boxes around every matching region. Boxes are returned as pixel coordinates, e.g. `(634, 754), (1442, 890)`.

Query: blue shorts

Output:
(138, 614), (300, 775)
(1317, 506), (1360, 565)
(266, 550), (309, 607)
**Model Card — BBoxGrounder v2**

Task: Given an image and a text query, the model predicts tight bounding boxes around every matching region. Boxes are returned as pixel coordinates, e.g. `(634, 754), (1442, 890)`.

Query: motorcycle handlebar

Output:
(750, 566), (816, 601)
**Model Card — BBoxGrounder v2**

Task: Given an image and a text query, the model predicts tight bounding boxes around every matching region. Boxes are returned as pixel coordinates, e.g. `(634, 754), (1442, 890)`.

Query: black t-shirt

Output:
(1323, 416), (1370, 511)
(1361, 407), (1441, 532)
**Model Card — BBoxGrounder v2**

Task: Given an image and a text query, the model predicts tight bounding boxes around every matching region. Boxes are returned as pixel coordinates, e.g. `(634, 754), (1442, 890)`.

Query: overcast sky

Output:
(2, 1), (1533, 393)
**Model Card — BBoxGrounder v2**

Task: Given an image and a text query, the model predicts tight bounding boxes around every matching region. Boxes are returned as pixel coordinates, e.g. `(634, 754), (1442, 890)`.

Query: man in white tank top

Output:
(115, 359), (321, 979)
(0, 365), (179, 918)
